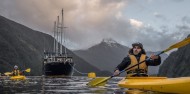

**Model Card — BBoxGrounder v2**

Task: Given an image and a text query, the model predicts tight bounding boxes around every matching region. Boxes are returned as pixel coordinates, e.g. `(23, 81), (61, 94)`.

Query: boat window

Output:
(57, 58), (61, 61)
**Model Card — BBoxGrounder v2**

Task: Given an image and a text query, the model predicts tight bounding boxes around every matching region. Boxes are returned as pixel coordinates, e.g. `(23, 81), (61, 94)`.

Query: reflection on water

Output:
(0, 76), (165, 94)
(0, 76), (126, 94)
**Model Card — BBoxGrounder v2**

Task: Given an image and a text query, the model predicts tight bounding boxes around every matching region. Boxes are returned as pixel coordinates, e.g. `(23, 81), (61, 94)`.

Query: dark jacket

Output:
(116, 49), (161, 71)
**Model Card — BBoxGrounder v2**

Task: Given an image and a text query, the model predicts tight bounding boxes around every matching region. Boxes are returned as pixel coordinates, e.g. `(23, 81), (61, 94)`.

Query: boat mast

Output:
(61, 9), (67, 57)
(56, 16), (59, 56)
(61, 9), (63, 55)
(64, 26), (67, 57)
(53, 9), (67, 56)
(53, 21), (56, 54)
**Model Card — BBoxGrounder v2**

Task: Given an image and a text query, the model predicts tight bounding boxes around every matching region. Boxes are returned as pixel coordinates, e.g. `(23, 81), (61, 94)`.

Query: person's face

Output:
(133, 46), (142, 55)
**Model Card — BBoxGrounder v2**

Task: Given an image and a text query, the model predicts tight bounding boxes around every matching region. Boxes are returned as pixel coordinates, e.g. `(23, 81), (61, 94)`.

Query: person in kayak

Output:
(114, 42), (161, 77)
(12, 65), (23, 76)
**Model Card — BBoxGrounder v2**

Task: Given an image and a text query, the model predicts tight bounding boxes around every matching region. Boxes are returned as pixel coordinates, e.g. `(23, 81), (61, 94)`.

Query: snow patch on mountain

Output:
(102, 38), (118, 47)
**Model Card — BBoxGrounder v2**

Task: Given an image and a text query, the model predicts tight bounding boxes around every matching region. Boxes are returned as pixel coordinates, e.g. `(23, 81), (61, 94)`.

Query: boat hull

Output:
(118, 77), (190, 94)
(10, 75), (26, 80)
(44, 62), (74, 76)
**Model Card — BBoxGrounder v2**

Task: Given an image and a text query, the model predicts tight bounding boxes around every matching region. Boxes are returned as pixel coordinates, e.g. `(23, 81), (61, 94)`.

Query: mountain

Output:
(158, 35), (190, 77)
(0, 15), (109, 76)
(74, 38), (129, 73)
(74, 38), (168, 75)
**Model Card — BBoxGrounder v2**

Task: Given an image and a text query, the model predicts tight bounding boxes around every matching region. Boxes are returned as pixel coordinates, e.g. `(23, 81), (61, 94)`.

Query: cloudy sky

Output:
(0, 0), (190, 52)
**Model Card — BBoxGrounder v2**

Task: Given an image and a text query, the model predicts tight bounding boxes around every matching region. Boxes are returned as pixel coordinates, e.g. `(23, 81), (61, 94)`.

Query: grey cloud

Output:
(0, 0), (189, 52)
(182, 16), (190, 24)
(0, 0), (131, 50)
(100, 0), (123, 4)
(175, 25), (190, 39)
(127, 24), (190, 52)
(154, 13), (167, 21)
(171, 0), (185, 2)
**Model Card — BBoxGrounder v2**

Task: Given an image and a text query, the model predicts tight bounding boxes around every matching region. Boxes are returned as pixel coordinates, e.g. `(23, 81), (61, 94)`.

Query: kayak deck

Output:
(118, 77), (190, 94)
(10, 75), (26, 80)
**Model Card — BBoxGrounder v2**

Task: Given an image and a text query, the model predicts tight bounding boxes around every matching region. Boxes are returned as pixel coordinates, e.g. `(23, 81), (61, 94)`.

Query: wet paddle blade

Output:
(25, 68), (31, 72)
(87, 77), (110, 87)
(164, 37), (190, 52)
(4, 72), (12, 76)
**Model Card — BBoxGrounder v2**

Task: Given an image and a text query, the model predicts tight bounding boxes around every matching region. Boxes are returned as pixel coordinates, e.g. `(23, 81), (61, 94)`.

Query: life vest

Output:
(13, 70), (20, 76)
(126, 54), (148, 73)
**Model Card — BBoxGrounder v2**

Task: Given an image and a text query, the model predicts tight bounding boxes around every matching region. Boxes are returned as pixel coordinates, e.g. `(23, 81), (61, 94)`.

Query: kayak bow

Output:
(118, 77), (190, 94)
(10, 75), (26, 80)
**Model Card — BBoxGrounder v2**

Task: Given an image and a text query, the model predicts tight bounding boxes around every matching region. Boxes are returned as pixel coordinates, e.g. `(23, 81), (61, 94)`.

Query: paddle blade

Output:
(164, 37), (190, 52)
(4, 72), (12, 76)
(87, 77), (110, 87)
(25, 68), (31, 72)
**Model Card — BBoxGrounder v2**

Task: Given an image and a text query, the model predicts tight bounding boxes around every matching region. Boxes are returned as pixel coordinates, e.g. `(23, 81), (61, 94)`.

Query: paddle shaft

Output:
(94, 51), (163, 86)
(106, 42), (184, 83)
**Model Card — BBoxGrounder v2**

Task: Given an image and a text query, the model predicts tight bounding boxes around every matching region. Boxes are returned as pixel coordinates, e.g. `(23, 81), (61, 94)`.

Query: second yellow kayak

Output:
(118, 77), (190, 94)
(10, 75), (26, 80)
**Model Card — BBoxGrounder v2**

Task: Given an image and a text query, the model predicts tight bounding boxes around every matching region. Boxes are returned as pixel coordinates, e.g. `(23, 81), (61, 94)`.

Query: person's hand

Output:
(150, 54), (159, 60)
(113, 69), (120, 76)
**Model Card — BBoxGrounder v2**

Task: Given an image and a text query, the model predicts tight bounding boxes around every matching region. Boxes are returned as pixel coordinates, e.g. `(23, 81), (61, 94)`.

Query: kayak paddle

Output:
(24, 68), (31, 72)
(4, 72), (12, 76)
(87, 37), (190, 87)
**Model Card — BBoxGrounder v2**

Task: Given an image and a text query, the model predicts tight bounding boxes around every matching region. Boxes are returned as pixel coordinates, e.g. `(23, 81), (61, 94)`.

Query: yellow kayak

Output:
(10, 75), (26, 80)
(118, 77), (190, 94)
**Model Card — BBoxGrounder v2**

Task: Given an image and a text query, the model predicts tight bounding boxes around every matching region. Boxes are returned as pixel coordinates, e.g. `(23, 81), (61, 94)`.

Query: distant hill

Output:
(74, 38), (168, 75)
(158, 35), (190, 77)
(0, 15), (110, 76)
(74, 38), (129, 75)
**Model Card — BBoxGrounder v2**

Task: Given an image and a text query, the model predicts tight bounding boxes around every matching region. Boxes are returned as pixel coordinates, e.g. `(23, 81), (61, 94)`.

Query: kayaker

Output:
(12, 65), (22, 76)
(114, 42), (161, 77)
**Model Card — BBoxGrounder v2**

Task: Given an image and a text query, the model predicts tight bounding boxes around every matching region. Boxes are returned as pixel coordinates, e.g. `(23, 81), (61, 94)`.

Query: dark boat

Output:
(43, 53), (74, 76)
(43, 9), (74, 76)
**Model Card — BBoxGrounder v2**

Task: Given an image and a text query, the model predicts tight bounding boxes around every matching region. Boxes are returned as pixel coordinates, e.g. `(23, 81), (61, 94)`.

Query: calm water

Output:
(0, 76), (164, 94)
(0, 76), (127, 94)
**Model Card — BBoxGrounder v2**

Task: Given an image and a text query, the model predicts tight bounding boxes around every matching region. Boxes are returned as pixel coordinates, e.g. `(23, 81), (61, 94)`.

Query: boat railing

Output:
(45, 57), (73, 63)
